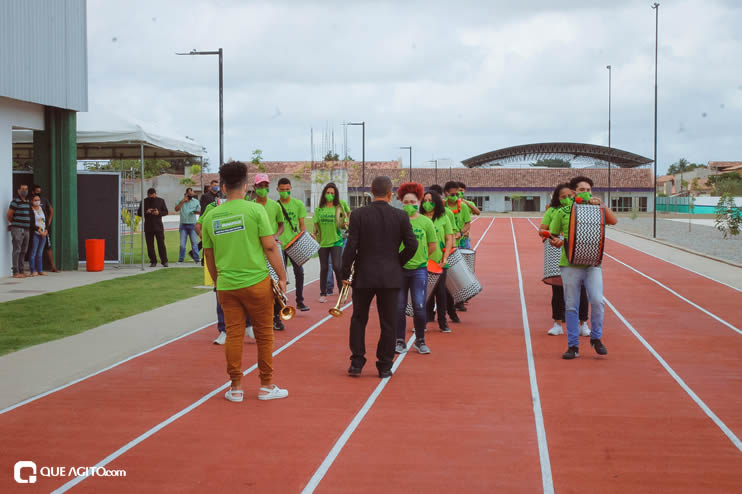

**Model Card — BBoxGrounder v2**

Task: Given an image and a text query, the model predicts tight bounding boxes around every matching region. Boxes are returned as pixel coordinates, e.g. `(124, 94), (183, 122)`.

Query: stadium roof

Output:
(462, 142), (653, 168)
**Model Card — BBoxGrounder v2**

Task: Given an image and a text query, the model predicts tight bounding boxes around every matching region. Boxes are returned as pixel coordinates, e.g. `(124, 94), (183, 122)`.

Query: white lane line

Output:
(524, 218), (741, 336)
(606, 229), (742, 293)
(301, 334), (416, 494)
(603, 254), (741, 336)
(52, 300), (350, 494)
(0, 279), (319, 416)
(510, 218), (554, 494)
(303, 216), (499, 493)
(474, 217), (495, 250)
(605, 298), (742, 453)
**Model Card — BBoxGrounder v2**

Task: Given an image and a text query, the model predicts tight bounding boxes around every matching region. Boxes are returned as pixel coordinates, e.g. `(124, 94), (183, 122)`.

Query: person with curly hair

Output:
(395, 182), (439, 355)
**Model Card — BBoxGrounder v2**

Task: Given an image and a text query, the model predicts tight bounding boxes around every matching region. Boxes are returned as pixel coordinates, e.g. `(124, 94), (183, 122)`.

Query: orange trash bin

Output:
(85, 239), (105, 272)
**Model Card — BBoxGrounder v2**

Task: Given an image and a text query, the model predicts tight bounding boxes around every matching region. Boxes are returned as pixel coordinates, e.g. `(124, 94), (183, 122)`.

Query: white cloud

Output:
(86, 0), (742, 172)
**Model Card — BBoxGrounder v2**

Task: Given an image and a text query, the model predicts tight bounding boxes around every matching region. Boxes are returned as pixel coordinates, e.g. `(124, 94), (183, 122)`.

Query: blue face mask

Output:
(212, 186), (219, 193)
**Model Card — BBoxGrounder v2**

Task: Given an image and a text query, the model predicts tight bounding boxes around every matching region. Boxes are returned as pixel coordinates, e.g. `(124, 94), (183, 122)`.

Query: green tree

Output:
(667, 158), (706, 176)
(530, 159), (571, 168)
(251, 149), (266, 172)
(707, 172), (742, 196)
(715, 194), (742, 239)
(87, 159), (171, 178)
(324, 151), (340, 161)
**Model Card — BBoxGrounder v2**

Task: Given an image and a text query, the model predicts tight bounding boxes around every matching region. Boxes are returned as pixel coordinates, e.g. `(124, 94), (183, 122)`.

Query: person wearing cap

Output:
(253, 173), (287, 331)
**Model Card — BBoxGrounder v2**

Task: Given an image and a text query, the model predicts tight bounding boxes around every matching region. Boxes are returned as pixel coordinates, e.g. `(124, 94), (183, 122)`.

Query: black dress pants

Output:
(145, 230), (168, 264)
(551, 284), (589, 322)
(349, 287), (399, 373)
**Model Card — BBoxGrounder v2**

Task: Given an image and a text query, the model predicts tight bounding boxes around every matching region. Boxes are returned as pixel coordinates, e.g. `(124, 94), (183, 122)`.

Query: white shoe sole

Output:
(547, 327), (564, 336)
(213, 333), (226, 345)
(224, 390), (243, 402)
(258, 389), (289, 400)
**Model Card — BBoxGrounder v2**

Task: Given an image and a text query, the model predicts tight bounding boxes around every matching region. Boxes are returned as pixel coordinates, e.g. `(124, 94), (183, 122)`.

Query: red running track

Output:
(1, 218), (741, 493)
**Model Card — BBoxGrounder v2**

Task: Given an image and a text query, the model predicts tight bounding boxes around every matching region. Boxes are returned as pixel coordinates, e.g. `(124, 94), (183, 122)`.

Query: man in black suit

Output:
(342, 176), (418, 378)
(138, 187), (169, 267)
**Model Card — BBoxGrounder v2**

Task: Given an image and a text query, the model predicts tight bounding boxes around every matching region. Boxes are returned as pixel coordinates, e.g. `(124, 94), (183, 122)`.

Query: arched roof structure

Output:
(462, 142), (653, 168)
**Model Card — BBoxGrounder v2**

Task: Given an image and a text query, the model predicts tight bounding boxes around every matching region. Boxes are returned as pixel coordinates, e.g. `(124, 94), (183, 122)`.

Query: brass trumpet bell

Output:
(280, 305), (296, 320)
(272, 279), (296, 321)
(329, 262), (355, 318)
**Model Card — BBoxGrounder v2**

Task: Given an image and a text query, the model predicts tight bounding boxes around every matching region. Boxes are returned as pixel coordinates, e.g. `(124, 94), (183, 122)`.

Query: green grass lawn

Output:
(0, 268), (210, 356)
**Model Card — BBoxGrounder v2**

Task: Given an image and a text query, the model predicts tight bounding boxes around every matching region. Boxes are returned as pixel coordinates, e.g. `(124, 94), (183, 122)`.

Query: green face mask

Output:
(279, 190), (291, 200)
(577, 191), (592, 203)
(458, 191), (464, 198)
(448, 194), (458, 202)
(403, 204), (418, 216)
(255, 188), (268, 198)
(560, 197), (573, 207)
(422, 201), (435, 212)
(324, 193), (335, 203)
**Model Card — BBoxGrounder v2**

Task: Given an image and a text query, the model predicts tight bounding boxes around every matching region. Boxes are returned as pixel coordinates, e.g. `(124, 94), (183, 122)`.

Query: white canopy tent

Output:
(12, 108), (206, 270)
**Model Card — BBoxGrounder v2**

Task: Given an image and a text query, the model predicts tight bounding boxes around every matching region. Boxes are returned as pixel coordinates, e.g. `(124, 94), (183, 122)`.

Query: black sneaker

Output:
(591, 339), (608, 355)
(440, 325), (452, 333)
(187, 249), (195, 260)
(273, 319), (285, 331)
(449, 314), (461, 323)
(348, 365), (362, 377)
(562, 346), (579, 360)
(378, 369), (393, 379)
(162, 262), (168, 267)
(455, 303), (467, 312)
(297, 302), (310, 312)
(150, 262), (157, 267)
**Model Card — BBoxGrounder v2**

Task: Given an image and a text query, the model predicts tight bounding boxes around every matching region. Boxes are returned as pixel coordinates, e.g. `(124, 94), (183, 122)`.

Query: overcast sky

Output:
(87, 0), (742, 173)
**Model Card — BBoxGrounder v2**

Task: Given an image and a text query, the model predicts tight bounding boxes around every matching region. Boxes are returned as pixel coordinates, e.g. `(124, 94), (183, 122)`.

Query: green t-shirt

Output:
(202, 200), (272, 290)
(427, 214), (453, 264)
(179, 198), (200, 224)
(446, 199), (471, 247)
(444, 208), (458, 233)
(339, 199), (350, 214)
(253, 198), (283, 236)
(550, 204), (586, 268)
(401, 214), (437, 270)
(541, 207), (557, 227)
(278, 197), (308, 246)
(315, 206), (344, 247)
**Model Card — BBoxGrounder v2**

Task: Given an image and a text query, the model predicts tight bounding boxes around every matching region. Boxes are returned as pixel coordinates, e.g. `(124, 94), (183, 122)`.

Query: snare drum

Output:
(566, 203), (605, 266)
(284, 230), (320, 267)
(405, 260), (444, 317)
(542, 236), (563, 286)
(445, 248), (482, 303)
(459, 248), (476, 273)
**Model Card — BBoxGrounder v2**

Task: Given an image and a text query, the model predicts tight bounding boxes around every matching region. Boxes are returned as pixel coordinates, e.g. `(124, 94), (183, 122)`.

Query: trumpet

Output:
(272, 279), (296, 321)
(329, 262), (355, 318)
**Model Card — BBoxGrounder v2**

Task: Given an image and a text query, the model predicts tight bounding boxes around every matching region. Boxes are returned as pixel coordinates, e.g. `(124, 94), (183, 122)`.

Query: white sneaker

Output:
(547, 323), (564, 336)
(579, 323), (591, 337)
(258, 384), (289, 401)
(224, 388), (243, 403)
(213, 332), (226, 345)
(246, 326), (254, 340)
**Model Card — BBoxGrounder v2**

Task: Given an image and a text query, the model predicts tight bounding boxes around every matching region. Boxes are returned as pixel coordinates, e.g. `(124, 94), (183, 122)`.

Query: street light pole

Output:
(400, 146), (412, 180)
(652, 3), (660, 238)
(607, 64), (612, 207)
(176, 48), (224, 168)
(348, 122), (365, 203)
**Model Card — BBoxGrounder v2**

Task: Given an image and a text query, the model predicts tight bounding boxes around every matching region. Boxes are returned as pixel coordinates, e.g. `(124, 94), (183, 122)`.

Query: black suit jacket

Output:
(341, 200), (418, 289)
(138, 197), (168, 233)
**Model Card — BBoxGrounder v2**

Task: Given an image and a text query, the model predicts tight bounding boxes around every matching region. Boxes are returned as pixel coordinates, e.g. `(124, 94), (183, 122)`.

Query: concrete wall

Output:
(1, 97), (45, 276)
(0, 0), (88, 111)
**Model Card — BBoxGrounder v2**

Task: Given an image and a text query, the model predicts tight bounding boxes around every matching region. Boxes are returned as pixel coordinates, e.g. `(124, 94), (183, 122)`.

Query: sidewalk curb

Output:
(609, 227), (742, 269)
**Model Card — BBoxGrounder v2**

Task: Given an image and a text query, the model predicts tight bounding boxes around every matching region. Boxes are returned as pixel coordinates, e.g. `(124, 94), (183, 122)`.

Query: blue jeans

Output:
(179, 224), (200, 262)
(217, 294), (251, 333)
(561, 266), (604, 347)
(397, 267), (428, 342)
(30, 233), (45, 273)
(459, 237), (471, 249)
(326, 238), (347, 293)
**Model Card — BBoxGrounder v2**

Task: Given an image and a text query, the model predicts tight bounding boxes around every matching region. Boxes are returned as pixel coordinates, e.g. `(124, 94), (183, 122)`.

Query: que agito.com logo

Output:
(14, 461), (127, 484)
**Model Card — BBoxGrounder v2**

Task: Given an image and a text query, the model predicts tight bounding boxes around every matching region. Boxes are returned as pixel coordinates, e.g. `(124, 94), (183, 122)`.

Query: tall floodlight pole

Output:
(176, 48), (224, 168)
(400, 146), (412, 180)
(428, 160), (439, 185)
(348, 122), (365, 203)
(606, 64), (612, 206)
(652, 3), (659, 238)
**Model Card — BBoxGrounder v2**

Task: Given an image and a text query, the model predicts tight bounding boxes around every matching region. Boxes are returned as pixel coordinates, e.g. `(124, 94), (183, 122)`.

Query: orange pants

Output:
(217, 277), (275, 387)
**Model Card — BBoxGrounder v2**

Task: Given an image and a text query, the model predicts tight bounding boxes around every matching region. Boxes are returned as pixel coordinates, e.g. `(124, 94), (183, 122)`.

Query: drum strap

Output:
(279, 201), (298, 235)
